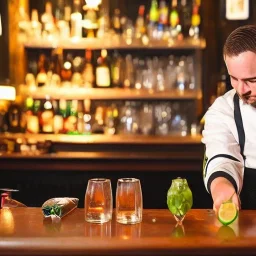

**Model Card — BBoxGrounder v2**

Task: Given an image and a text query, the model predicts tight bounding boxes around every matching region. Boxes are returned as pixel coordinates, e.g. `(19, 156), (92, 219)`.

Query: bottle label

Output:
(96, 67), (110, 87)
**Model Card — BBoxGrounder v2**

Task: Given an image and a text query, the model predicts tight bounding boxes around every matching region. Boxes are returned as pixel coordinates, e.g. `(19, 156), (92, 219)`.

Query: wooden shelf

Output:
(20, 86), (201, 100)
(23, 37), (206, 50)
(0, 133), (202, 145)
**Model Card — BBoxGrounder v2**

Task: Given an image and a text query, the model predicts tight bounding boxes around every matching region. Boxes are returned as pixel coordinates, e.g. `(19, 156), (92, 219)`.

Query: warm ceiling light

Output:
(85, 0), (102, 9)
(0, 86), (16, 101)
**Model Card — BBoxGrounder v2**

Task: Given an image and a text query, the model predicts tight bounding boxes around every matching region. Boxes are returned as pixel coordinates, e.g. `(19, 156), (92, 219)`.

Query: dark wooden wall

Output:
(0, 0), (9, 83)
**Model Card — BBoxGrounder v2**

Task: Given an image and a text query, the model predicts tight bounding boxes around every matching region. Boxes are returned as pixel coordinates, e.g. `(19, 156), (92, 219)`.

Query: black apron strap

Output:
(233, 93), (256, 209)
(233, 93), (246, 160)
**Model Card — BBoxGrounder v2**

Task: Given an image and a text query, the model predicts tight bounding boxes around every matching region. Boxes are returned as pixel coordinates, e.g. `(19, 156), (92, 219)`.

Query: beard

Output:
(239, 93), (256, 107)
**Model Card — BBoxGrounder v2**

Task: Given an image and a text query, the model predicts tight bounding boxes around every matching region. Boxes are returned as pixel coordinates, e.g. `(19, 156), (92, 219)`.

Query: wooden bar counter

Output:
(1, 208), (256, 256)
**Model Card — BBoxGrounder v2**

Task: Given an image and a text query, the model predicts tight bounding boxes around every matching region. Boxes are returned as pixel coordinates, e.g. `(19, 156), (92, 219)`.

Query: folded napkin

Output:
(42, 197), (79, 220)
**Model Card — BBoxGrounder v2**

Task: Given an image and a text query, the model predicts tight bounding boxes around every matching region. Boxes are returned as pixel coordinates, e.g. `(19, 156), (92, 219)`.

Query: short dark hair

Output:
(223, 25), (256, 58)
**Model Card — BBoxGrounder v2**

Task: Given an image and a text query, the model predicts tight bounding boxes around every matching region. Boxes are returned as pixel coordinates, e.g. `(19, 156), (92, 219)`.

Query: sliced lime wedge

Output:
(218, 201), (238, 226)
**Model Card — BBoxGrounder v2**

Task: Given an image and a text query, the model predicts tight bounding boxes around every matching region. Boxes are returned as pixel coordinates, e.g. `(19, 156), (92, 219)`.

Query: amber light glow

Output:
(0, 86), (16, 101)
(85, 0), (102, 9)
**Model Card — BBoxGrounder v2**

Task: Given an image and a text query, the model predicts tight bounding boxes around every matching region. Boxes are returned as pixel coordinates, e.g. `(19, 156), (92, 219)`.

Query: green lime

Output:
(218, 201), (238, 226)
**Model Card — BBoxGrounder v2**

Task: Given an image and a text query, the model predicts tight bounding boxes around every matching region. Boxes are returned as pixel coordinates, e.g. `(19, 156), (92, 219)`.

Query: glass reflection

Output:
(216, 225), (237, 241)
(0, 208), (15, 235)
(171, 223), (185, 238)
(84, 221), (111, 238)
(115, 222), (141, 239)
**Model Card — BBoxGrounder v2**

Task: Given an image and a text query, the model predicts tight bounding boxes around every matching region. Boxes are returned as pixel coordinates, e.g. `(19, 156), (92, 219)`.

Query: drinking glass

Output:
(167, 177), (193, 225)
(116, 178), (143, 224)
(84, 178), (113, 224)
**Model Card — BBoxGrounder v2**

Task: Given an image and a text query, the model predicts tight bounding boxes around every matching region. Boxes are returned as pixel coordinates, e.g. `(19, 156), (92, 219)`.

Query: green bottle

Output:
(149, 0), (159, 24)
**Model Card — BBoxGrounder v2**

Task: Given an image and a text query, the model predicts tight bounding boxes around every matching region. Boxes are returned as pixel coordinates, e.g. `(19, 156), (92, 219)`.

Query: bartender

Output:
(203, 25), (256, 211)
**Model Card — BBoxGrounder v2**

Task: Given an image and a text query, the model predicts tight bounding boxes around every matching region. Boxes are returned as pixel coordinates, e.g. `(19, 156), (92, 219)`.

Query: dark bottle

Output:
(36, 54), (48, 87)
(180, 0), (192, 37)
(41, 96), (54, 134)
(95, 49), (111, 88)
(7, 96), (23, 133)
(61, 53), (73, 83)
(0, 103), (8, 133)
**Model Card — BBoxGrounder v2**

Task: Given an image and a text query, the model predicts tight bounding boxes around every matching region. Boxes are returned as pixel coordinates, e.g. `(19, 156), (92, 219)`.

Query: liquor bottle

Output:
(41, 96), (54, 134)
(36, 54), (48, 87)
(82, 49), (94, 88)
(158, 0), (168, 27)
(112, 9), (121, 35)
(70, 0), (82, 39)
(48, 49), (62, 87)
(83, 99), (92, 134)
(30, 9), (42, 40)
(71, 56), (83, 87)
(56, 0), (70, 39)
(135, 5), (146, 39)
(92, 106), (105, 134)
(61, 53), (73, 84)
(77, 100), (84, 134)
(169, 0), (181, 39)
(105, 103), (119, 135)
(189, 4), (201, 39)
(53, 100), (64, 134)
(26, 98), (40, 134)
(83, 6), (99, 38)
(148, 0), (159, 39)
(41, 1), (55, 40)
(149, 0), (159, 25)
(180, 0), (192, 37)
(7, 96), (23, 133)
(60, 99), (68, 133)
(95, 49), (111, 88)
(111, 51), (123, 88)
(123, 54), (134, 88)
(97, 8), (110, 39)
(17, 6), (30, 43)
(66, 100), (78, 134)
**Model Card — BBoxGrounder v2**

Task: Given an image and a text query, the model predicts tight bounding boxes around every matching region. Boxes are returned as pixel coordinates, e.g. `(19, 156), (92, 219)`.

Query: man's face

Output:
(225, 51), (256, 107)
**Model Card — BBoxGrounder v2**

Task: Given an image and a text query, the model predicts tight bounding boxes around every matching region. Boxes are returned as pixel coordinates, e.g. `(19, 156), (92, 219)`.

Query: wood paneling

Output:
(8, 0), (28, 87)
(0, 0), (9, 83)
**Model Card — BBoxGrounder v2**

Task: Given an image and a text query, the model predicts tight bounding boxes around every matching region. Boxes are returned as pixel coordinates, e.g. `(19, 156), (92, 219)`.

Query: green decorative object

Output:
(167, 177), (193, 225)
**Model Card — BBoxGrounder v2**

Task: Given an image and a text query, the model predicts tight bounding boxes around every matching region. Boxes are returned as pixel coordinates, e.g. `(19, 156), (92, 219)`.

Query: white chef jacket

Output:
(202, 88), (256, 194)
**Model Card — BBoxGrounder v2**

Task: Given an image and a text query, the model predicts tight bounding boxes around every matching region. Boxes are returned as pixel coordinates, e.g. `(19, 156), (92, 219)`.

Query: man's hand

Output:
(210, 177), (240, 213)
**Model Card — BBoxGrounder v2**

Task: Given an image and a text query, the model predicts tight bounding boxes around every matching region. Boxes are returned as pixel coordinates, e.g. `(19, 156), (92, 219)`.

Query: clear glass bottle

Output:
(70, 0), (82, 39)
(82, 49), (94, 88)
(30, 9), (42, 40)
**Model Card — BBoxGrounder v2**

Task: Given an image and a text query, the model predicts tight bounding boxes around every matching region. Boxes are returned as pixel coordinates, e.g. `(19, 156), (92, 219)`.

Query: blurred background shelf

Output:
(21, 86), (201, 100)
(0, 133), (202, 144)
(23, 37), (206, 50)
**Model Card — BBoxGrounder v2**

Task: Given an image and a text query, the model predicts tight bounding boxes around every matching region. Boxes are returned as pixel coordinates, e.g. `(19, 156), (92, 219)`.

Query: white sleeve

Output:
(202, 96), (244, 194)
